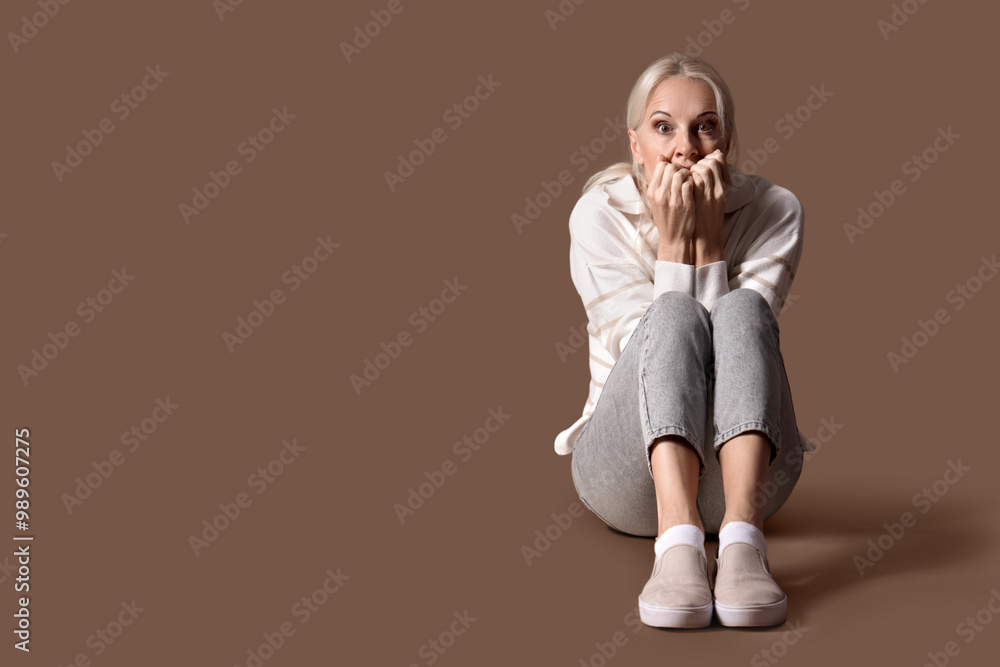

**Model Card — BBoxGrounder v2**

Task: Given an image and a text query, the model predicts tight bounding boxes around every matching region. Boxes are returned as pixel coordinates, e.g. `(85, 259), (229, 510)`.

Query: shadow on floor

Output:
(596, 488), (990, 633)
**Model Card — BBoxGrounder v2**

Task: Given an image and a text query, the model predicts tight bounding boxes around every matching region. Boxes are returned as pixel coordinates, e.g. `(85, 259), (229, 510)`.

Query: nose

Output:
(673, 132), (698, 165)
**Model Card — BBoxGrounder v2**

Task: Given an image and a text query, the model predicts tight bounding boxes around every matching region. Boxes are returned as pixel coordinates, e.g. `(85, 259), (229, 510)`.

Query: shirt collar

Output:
(602, 170), (757, 216)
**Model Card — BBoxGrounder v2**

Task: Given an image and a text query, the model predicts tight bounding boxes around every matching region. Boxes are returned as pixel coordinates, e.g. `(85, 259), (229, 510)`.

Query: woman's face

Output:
(628, 76), (728, 174)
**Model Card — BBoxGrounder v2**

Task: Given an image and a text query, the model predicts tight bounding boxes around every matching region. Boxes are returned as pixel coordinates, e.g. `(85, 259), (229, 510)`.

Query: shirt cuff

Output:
(653, 260), (695, 300)
(695, 260), (731, 312)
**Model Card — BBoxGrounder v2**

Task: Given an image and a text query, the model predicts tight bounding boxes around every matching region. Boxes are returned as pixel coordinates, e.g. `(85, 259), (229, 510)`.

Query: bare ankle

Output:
(657, 517), (704, 538)
(719, 514), (763, 532)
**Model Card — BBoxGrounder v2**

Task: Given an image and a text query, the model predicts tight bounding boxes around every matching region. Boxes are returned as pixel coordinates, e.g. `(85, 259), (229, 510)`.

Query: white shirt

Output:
(553, 171), (816, 456)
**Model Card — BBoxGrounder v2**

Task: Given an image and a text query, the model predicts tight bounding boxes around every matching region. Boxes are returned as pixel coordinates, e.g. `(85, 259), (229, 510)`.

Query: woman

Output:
(552, 53), (815, 629)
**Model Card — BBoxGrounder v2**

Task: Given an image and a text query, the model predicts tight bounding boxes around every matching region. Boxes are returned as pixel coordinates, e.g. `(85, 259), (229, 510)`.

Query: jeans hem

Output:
(713, 419), (781, 466)
(646, 424), (706, 481)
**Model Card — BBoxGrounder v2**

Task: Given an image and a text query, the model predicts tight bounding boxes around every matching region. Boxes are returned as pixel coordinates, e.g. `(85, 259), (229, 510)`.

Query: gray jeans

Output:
(571, 289), (804, 538)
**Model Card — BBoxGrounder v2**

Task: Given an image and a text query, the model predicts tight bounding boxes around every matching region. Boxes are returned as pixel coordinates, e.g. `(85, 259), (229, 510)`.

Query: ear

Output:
(628, 129), (643, 165)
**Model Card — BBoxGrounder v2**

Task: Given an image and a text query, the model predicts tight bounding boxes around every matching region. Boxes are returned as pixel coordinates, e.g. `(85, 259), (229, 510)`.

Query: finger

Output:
(703, 150), (723, 166)
(674, 164), (693, 187)
(694, 155), (721, 197)
(680, 177), (694, 209)
(664, 163), (687, 195)
(700, 164), (716, 196)
(669, 167), (684, 201)
(690, 171), (702, 197)
(708, 149), (731, 187)
(649, 154), (668, 196)
(671, 167), (692, 207)
(718, 153), (732, 188)
(708, 154), (729, 196)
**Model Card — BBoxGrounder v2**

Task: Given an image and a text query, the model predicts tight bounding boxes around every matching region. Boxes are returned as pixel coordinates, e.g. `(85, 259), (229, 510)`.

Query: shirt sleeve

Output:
(693, 187), (805, 317)
(569, 196), (695, 359)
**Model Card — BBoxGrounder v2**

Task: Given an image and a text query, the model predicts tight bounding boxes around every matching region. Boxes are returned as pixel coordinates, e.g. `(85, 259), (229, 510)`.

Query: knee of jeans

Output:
(644, 290), (709, 330)
(712, 288), (775, 328)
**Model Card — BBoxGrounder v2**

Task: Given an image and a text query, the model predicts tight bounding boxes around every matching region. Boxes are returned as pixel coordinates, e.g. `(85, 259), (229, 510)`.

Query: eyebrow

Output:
(649, 110), (718, 119)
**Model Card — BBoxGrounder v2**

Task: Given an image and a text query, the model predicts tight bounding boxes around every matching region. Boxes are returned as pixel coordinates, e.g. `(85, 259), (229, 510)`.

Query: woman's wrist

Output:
(693, 238), (724, 267)
(657, 241), (692, 265)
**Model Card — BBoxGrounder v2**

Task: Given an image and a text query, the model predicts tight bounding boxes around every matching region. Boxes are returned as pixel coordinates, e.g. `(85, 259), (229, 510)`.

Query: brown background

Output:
(3, 0), (999, 665)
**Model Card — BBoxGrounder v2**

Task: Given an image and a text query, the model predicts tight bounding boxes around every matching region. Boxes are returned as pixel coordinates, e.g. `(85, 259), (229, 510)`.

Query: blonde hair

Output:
(583, 52), (742, 220)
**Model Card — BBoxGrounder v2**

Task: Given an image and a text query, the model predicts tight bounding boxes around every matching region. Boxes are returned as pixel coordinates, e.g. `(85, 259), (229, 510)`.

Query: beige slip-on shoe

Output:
(712, 542), (787, 627)
(638, 544), (714, 628)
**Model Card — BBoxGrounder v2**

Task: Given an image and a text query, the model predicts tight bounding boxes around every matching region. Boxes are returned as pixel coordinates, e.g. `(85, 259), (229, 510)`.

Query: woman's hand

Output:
(689, 149), (731, 266)
(646, 154), (697, 264)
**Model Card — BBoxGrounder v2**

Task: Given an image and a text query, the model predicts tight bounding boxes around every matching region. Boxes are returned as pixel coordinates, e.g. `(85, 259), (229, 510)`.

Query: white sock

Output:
(654, 524), (705, 561)
(718, 521), (767, 556)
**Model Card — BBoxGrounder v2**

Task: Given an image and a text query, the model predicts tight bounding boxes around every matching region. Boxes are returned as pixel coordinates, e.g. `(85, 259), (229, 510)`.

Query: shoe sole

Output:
(638, 597), (713, 628)
(713, 595), (787, 627)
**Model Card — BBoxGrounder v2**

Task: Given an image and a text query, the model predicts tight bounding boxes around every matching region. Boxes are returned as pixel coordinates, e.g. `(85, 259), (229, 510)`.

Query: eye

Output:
(655, 121), (716, 134)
